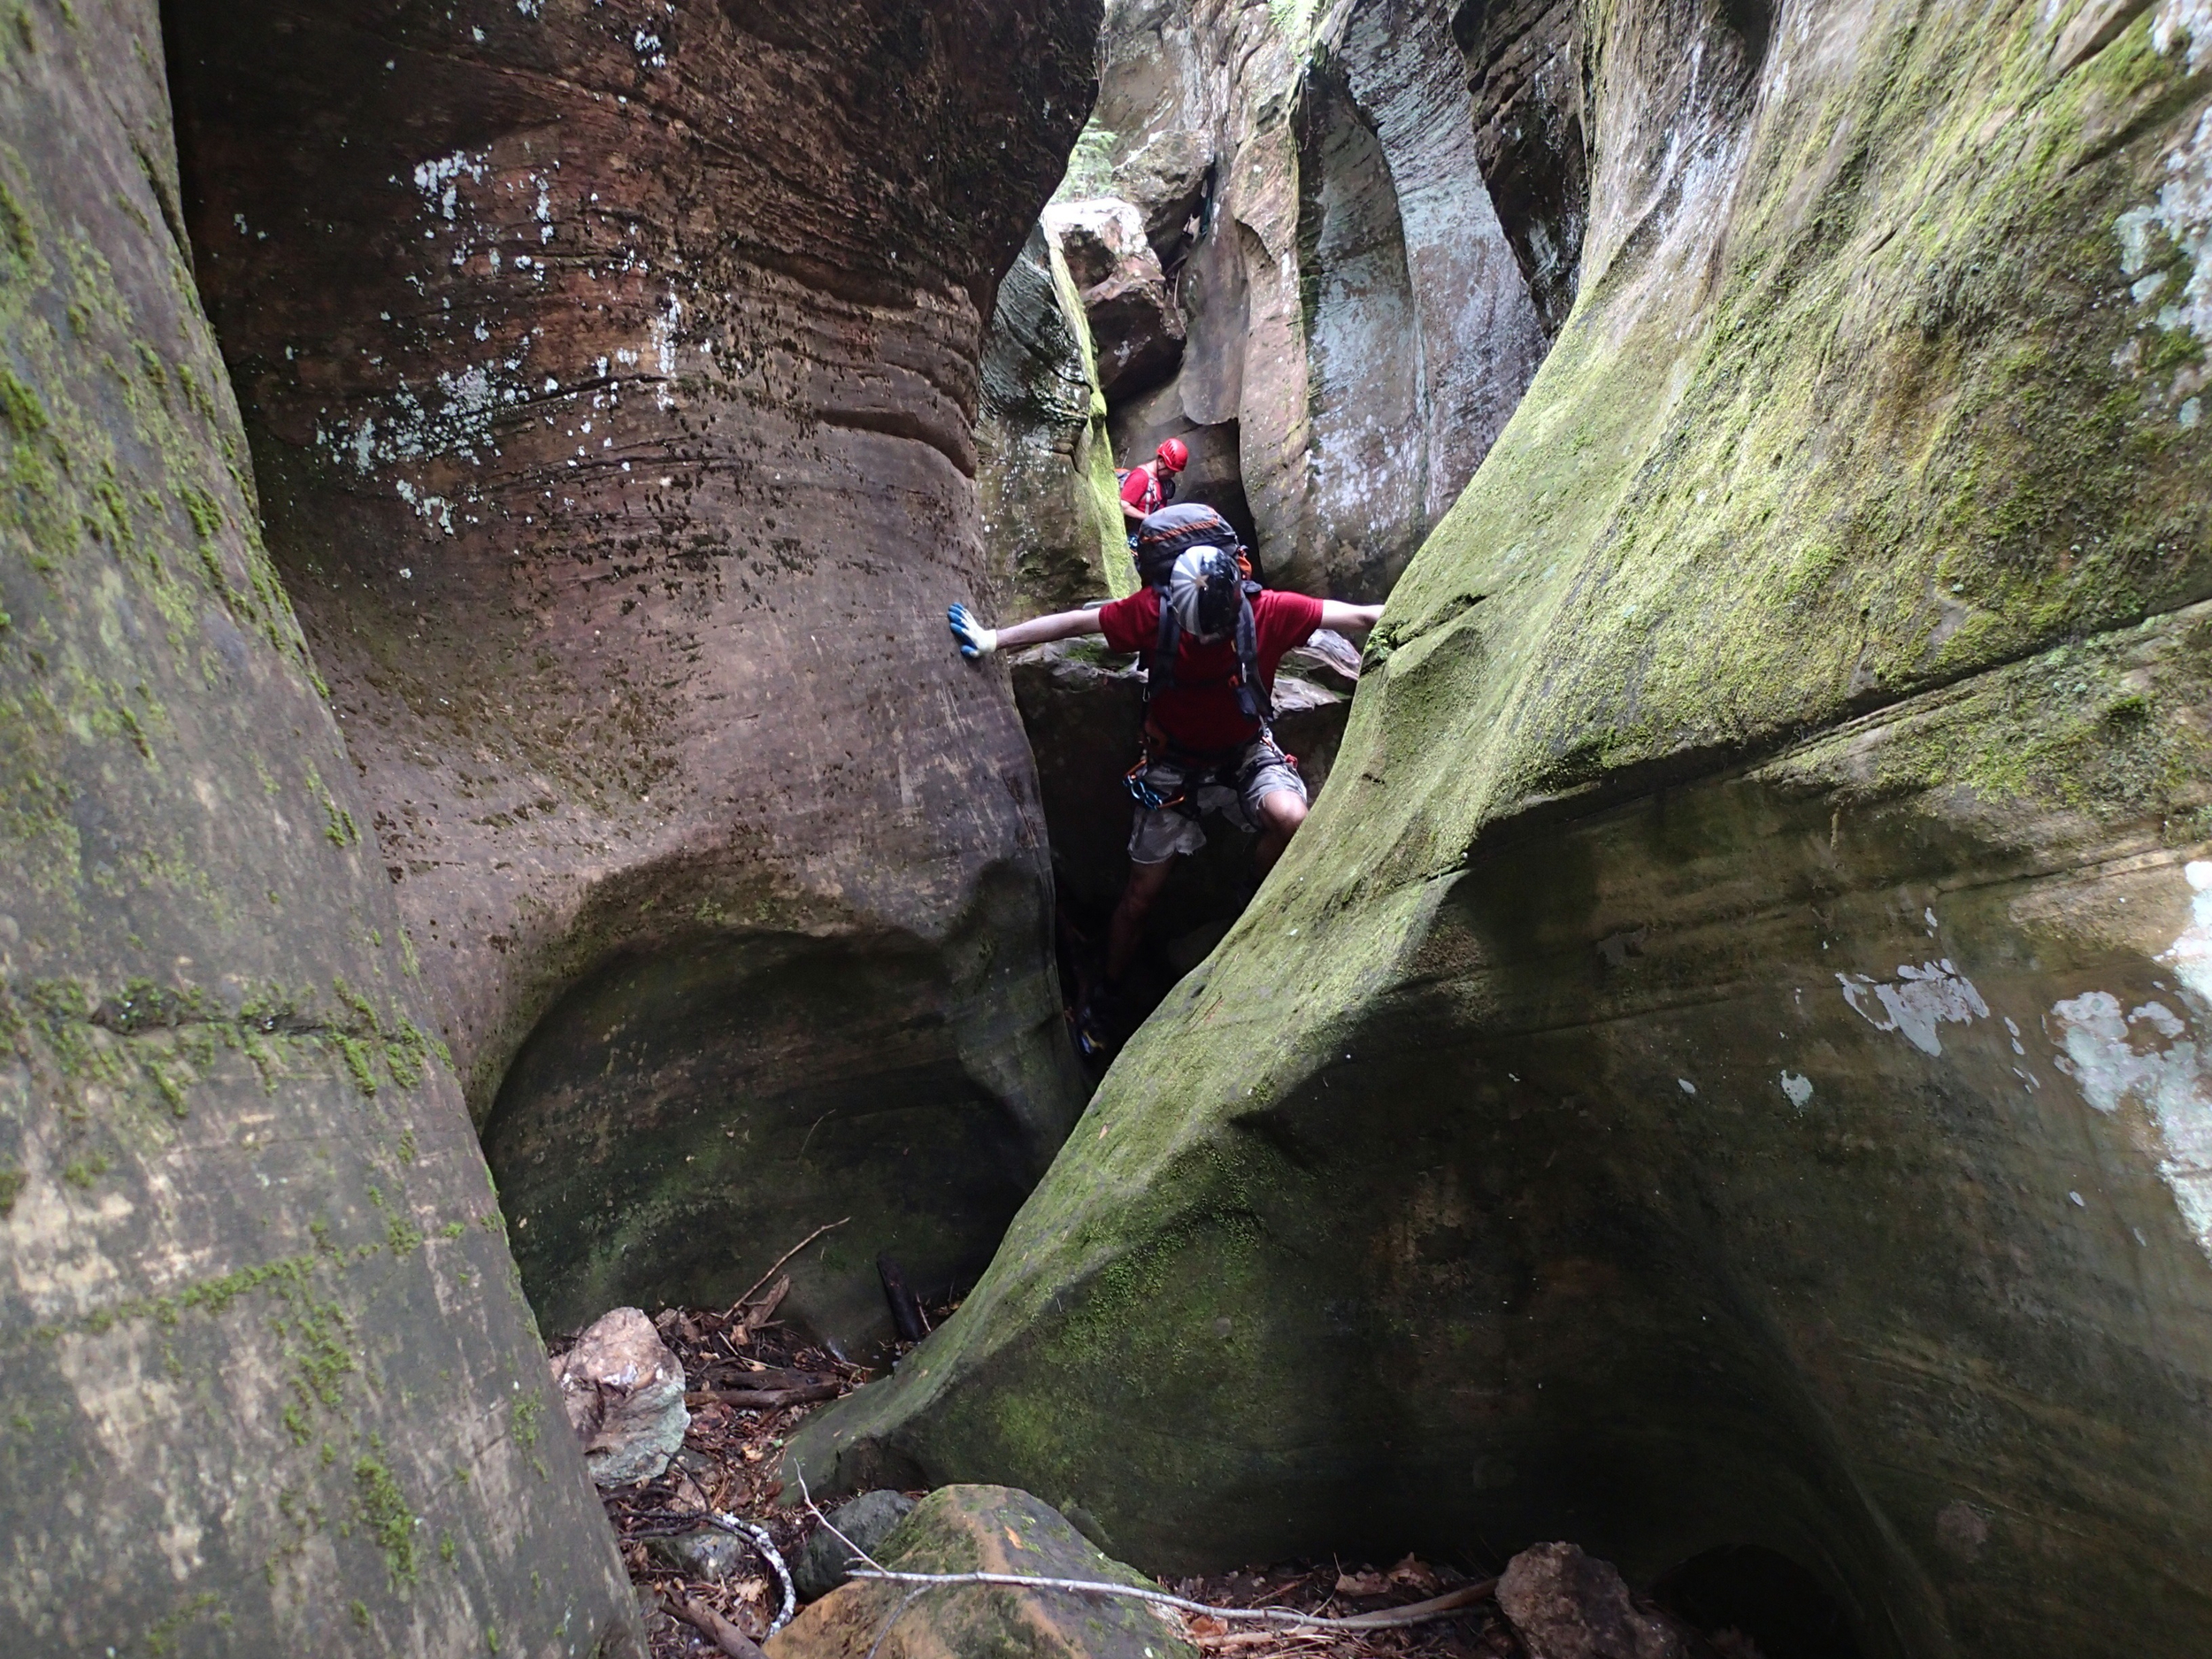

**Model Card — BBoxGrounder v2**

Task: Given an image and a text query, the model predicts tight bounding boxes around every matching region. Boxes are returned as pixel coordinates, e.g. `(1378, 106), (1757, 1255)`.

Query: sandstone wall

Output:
(165, 0), (1100, 1343)
(0, 2), (640, 1651)
(793, 4), (2212, 1655)
(1094, 0), (1552, 600)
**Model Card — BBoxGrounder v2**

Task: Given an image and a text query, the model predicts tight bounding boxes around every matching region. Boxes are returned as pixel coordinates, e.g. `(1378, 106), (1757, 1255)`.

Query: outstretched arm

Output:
(947, 603), (1105, 660)
(1319, 600), (1384, 634)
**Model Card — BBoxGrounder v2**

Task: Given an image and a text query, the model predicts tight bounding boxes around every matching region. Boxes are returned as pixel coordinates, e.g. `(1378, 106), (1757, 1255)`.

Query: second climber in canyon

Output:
(948, 503), (1382, 1056)
(1118, 435), (1189, 527)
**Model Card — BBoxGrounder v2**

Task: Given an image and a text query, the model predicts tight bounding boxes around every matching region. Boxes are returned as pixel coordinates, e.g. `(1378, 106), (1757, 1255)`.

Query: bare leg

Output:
(1105, 856), (1178, 984)
(1252, 787), (1310, 875)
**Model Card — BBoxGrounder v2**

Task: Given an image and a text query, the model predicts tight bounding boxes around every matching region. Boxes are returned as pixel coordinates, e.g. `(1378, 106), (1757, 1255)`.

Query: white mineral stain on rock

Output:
(1836, 960), (1990, 1056)
(1779, 1071), (1813, 1110)
(2155, 0), (2212, 72)
(2116, 100), (2212, 344)
(2048, 869), (2212, 1264)
(2156, 860), (2212, 1003)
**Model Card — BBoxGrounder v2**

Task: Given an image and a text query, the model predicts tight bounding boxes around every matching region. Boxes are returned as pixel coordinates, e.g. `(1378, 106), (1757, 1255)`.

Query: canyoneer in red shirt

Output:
(947, 503), (1381, 1056)
(1118, 436), (1188, 529)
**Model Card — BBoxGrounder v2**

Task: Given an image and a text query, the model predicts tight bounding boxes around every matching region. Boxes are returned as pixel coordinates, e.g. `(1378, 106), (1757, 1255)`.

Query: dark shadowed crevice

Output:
(1650, 1545), (1863, 1659)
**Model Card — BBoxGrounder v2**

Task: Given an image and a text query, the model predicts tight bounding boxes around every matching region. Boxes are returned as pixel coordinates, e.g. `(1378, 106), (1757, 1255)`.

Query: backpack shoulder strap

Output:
(1233, 588), (1266, 726)
(1149, 583), (1181, 694)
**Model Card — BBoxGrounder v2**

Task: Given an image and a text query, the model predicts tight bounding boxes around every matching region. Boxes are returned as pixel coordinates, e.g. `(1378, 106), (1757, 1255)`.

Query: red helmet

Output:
(1155, 437), (1190, 472)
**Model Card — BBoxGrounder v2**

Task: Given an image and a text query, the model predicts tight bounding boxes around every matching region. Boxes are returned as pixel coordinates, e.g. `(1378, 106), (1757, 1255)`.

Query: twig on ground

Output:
(842, 1570), (1497, 1633)
(661, 1590), (769, 1659)
(728, 1219), (849, 1313)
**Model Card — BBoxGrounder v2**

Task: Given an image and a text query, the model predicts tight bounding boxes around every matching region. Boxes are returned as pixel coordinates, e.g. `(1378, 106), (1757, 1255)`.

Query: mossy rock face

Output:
(980, 222), (1131, 616)
(766, 1485), (1198, 1659)
(165, 0), (1099, 1347)
(0, 2), (638, 1653)
(790, 4), (2212, 1656)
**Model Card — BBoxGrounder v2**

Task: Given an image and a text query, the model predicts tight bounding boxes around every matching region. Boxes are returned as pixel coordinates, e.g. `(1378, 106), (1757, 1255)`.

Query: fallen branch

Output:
(740, 1276), (790, 1333)
(728, 1218), (849, 1314)
(690, 1381), (844, 1410)
(696, 1511), (798, 1636)
(843, 1569), (1497, 1632)
(661, 1591), (769, 1659)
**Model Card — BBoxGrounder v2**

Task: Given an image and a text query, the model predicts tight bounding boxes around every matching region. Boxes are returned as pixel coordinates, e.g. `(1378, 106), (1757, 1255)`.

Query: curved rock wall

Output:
(0, 2), (638, 1651)
(793, 4), (2212, 1655)
(165, 0), (1098, 1343)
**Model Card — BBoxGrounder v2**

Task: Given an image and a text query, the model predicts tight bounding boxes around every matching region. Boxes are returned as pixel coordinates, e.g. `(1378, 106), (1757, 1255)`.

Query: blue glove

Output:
(948, 603), (997, 660)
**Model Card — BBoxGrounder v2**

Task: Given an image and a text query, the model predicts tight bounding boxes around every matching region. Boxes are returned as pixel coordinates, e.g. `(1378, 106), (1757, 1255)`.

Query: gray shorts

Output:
(1126, 736), (1307, 864)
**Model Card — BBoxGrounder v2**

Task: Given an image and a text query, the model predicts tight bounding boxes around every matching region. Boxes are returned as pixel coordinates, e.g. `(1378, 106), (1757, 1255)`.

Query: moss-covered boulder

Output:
(0, 2), (638, 1652)
(164, 0), (1100, 1348)
(790, 4), (2212, 1655)
(766, 1485), (1197, 1659)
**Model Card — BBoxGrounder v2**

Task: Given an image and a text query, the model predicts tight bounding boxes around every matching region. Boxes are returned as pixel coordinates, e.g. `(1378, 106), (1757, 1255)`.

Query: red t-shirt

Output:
(1098, 588), (1326, 752)
(1118, 465), (1164, 517)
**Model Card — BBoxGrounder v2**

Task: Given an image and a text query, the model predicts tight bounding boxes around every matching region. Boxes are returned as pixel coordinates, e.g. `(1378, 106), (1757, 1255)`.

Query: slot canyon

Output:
(2, 0), (2209, 1655)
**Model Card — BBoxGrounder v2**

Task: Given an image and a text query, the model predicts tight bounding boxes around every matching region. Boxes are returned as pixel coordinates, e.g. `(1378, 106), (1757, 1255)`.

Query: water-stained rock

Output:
(0, 2), (640, 1652)
(1093, 0), (1548, 598)
(790, 4), (2212, 1656)
(165, 0), (1100, 1347)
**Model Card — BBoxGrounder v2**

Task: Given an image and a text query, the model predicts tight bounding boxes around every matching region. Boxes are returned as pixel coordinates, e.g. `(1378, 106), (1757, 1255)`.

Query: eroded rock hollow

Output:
(795, 4), (2212, 1657)
(165, 0), (1100, 1345)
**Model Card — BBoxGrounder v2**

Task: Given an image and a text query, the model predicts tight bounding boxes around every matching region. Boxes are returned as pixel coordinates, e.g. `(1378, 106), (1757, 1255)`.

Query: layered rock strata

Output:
(165, 0), (1099, 1343)
(793, 5), (2212, 1658)
(0, 1), (640, 1652)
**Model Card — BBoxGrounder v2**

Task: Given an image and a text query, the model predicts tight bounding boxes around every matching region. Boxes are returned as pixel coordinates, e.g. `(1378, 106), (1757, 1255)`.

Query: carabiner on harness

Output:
(1125, 758), (1185, 814)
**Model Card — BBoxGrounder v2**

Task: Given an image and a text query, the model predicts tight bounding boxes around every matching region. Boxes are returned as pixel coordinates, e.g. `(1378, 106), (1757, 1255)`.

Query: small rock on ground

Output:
(1498, 1541), (1689, 1659)
(648, 1528), (753, 1583)
(793, 1489), (918, 1601)
(767, 1485), (1198, 1659)
(554, 1306), (691, 1486)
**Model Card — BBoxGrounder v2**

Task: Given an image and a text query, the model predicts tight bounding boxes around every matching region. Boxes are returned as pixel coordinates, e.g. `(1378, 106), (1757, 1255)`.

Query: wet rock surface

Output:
(792, 5), (2212, 1657)
(555, 1307), (693, 1487)
(0, 1), (640, 1653)
(165, 0), (1098, 1348)
(1454, 0), (1588, 335)
(1089, 0), (1548, 598)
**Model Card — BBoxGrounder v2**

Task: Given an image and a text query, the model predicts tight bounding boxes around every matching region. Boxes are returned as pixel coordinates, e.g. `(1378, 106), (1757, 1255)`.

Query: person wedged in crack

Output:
(949, 503), (1381, 1058)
